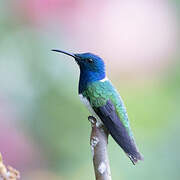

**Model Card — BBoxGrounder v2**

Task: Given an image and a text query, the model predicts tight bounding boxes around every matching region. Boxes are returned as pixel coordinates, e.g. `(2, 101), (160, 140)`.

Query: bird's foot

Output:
(88, 116), (104, 128)
(88, 116), (96, 126)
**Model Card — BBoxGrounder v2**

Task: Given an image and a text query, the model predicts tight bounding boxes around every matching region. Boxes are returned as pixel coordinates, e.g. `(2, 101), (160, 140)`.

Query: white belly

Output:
(79, 94), (103, 127)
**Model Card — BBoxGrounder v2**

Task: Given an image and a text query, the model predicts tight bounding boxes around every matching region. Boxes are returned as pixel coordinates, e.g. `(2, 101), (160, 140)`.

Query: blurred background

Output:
(0, 0), (180, 179)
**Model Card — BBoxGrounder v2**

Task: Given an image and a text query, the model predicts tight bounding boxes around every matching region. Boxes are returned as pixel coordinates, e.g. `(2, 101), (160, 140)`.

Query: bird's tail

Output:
(126, 147), (144, 165)
(100, 112), (144, 164)
(110, 126), (143, 164)
(95, 100), (143, 164)
(108, 123), (144, 165)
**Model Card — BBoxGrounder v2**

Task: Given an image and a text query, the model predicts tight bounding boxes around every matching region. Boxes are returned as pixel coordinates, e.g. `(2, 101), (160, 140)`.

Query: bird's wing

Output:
(83, 81), (143, 164)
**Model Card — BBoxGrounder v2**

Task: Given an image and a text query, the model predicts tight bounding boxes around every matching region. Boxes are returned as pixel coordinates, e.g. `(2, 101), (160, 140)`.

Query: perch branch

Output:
(88, 116), (112, 180)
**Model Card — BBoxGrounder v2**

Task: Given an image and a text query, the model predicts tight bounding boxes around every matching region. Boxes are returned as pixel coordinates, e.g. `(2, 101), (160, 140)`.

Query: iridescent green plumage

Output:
(82, 80), (132, 137)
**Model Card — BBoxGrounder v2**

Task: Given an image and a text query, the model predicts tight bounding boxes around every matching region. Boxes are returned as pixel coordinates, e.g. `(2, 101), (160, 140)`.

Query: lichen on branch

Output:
(88, 116), (112, 180)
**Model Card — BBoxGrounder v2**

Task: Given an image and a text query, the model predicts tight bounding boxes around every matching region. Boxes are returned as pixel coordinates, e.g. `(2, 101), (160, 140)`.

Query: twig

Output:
(0, 153), (20, 180)
(88, 116), (112, 180)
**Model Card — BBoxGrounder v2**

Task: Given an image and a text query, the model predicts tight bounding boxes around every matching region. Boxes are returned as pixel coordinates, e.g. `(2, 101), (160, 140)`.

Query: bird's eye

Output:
(87, 58), (93, 63)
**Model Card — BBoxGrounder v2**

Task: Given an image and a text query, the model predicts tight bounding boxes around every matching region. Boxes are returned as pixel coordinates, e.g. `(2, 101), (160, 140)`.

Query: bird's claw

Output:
(88, 116), (97, 125)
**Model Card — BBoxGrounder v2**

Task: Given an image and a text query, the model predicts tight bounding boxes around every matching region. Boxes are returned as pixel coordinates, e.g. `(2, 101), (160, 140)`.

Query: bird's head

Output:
(52, 49), (106, 80)
(74, 52), (105, 73)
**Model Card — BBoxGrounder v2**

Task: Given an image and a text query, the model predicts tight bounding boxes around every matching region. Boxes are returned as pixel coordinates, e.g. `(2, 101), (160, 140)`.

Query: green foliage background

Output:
(0, 0), (179, 179)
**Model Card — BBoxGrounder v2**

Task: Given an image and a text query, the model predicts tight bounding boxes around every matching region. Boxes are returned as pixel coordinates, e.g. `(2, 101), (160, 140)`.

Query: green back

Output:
(82, 80), (132, 136)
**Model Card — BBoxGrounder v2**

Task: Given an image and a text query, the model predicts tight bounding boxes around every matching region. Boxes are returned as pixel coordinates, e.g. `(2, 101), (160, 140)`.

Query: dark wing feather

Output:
(93, 100), (143, 164)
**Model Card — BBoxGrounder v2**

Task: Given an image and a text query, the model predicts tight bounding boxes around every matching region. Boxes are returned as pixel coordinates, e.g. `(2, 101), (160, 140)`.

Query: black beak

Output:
(51, 49), (76, 59)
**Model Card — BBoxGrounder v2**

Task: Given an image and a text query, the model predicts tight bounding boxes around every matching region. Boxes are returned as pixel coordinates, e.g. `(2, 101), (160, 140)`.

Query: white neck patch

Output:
(100, 76), (108, 82)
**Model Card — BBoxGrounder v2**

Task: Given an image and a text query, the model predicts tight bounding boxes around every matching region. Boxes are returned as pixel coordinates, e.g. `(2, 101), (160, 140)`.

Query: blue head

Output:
(52, 50), (106, 93)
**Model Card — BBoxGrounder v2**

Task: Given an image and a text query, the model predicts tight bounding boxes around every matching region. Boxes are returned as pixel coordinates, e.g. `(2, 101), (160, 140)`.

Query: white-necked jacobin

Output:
(52, 49), (143, 164)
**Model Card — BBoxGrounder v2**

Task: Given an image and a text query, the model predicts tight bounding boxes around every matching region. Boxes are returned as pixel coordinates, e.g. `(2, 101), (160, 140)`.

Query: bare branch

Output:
(88, 116), (112, 180)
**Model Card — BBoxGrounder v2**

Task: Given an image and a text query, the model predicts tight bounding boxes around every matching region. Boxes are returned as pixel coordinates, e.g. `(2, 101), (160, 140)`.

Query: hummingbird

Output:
(52, 49), (143, 164)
